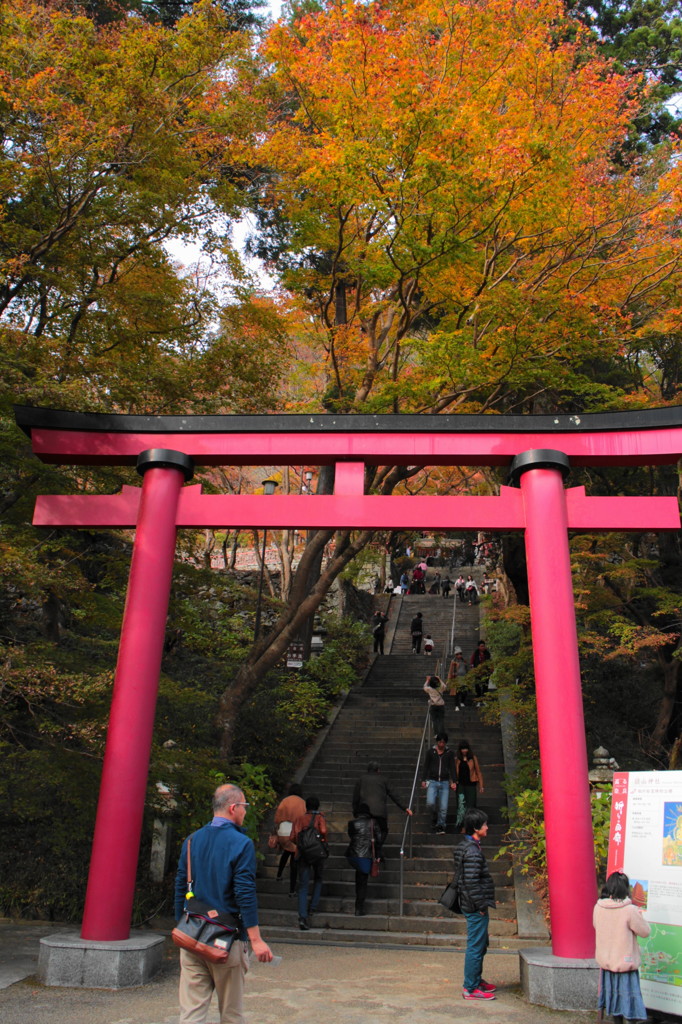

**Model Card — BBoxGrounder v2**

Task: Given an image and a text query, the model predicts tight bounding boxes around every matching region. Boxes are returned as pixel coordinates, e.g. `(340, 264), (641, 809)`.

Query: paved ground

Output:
(0, 921), (597, 1024)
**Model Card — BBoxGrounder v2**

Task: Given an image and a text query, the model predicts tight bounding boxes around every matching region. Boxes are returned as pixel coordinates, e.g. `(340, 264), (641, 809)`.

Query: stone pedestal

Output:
(520, 947), (599, 1010)
(38, 931), (165, 988)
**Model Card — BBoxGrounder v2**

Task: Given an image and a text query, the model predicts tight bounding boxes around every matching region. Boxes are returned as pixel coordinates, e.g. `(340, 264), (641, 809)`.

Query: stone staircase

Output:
(257, 577), (518, 948)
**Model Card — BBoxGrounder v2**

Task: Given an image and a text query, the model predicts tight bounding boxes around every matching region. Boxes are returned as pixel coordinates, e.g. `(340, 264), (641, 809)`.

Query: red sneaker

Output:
(462, 988), (496, 1000)
(479, 980), (497, 992)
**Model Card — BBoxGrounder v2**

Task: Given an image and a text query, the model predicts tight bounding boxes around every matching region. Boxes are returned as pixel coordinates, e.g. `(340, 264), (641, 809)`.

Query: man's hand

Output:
(406, 808), (414, 816)
(421, 781), (427, 789)
(247, 926), (273, 962)
(251, 937), (273, 962)
(450, 783), (457, 791)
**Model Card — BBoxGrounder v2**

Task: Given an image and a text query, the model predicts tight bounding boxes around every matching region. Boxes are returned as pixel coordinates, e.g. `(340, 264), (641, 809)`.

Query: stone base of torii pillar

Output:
(520, 948), (599, 1010)
(38, 931), (164, 989)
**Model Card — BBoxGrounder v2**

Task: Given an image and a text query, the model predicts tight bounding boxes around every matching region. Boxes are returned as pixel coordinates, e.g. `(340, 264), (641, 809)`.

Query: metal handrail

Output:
(398, 657), (443, 915)
(448, 584), (458, 670)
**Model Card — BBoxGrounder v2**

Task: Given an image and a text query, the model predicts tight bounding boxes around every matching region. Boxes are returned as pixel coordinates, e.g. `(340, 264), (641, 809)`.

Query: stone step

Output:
(259, 909), (518, 937)
(260, 925), (534, 949)
(261, 872), (512, 892)
(259, 882), (515, 904)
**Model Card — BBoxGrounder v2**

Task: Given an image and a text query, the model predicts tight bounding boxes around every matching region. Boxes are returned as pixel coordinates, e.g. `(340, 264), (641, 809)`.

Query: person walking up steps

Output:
(292, 795), (328, 931)
(346, 803), (385, 917)
(352, 761), (413, 842)
(271, 783), (305, 896)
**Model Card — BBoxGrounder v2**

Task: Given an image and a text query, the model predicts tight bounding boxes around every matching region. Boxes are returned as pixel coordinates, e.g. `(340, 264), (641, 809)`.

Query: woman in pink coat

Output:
(593, 872), (650, 1023)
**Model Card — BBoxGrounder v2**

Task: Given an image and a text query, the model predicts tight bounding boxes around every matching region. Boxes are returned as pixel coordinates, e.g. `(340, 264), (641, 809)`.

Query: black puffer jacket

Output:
(347, 814), (387, 858)
(453, 836), (496, 913)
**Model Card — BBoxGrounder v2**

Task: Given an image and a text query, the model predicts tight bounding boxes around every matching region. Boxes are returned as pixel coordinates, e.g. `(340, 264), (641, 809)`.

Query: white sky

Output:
(165, 1), (283, 291)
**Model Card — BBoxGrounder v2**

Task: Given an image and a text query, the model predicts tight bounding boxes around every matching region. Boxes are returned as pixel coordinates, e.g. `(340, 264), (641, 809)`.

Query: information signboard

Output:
(607, 771), (682, 1017)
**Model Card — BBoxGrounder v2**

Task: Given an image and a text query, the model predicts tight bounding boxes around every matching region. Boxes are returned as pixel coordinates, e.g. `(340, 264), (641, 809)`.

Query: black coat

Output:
(422, 745), (456, 783)
(453, 836), (496, 913)
(352, 772), (408, 818)
(347, 814), (386, 859)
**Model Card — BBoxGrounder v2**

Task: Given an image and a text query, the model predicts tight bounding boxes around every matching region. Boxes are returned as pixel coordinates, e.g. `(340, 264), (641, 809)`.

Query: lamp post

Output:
(253, 478), (278, 642)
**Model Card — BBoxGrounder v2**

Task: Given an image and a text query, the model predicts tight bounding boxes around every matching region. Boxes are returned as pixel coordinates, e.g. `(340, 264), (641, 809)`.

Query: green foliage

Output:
(0, 512), (370, 920)
(567, 0), (682, 145)
(302, 615), (371, 696)
(498, 785), (613, 889)
(479, 606), (540, 792)
(233, 614), (370, 790)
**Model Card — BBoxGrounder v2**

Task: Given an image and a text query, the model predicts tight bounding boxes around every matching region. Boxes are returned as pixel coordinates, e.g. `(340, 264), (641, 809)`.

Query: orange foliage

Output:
(260, 0), (682, 413)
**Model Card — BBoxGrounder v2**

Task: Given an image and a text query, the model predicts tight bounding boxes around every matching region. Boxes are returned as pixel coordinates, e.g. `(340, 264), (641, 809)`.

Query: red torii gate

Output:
(15, 405), (682, 960)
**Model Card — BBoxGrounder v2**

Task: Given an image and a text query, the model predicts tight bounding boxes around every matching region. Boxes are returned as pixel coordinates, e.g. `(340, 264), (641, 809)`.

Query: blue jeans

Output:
(425, 779), (450, 827)
(463, 910), (490, 991)
(297, 860), (324, 919)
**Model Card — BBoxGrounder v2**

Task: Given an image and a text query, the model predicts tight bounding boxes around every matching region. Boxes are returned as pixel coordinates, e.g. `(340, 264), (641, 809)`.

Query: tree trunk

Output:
(651, 639), (681, 749)
(216, 464), (421, 759)
(251, 528), (276, 598)
(218, 525), (371, 757)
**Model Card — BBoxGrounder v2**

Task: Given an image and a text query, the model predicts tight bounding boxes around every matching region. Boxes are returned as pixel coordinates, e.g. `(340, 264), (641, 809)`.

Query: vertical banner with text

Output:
(606, 771), (682, 1017)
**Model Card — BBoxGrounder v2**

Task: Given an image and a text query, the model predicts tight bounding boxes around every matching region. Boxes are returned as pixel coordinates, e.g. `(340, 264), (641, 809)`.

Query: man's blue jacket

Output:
(174, 818), (259, 931)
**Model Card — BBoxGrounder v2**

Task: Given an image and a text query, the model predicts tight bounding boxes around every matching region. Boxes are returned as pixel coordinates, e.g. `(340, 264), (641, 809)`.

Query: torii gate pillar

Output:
(512, 451), (596, 956)
(81, 450), (194, 940)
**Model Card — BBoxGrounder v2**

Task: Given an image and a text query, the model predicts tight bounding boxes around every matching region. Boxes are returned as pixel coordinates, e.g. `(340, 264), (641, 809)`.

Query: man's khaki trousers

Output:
(179, 942), (249, 1023)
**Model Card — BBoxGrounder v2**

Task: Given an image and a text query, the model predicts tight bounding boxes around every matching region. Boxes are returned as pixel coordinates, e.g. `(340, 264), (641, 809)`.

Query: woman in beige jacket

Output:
(593, 872), (650, 1023)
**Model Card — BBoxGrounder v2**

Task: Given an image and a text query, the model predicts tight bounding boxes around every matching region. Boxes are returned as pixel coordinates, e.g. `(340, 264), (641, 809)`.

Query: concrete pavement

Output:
(0, 920), (596, 1024)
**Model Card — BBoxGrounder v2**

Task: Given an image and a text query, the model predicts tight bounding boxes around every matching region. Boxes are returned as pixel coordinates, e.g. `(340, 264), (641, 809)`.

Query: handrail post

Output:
(399, 706), (431, 916)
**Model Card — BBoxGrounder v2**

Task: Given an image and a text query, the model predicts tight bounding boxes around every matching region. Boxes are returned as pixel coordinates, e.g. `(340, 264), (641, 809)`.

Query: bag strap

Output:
(370, 819), (376, 860)
(186, 836), (193, 890)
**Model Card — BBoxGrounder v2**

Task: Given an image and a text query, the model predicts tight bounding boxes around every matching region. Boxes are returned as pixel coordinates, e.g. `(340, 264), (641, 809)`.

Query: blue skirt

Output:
(598, 969), (647, 1021)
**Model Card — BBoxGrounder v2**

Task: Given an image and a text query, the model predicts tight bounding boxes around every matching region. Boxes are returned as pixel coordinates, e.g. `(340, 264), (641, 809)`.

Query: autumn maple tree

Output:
(0, 0), (279, 412)
(255, 0), (682, 416)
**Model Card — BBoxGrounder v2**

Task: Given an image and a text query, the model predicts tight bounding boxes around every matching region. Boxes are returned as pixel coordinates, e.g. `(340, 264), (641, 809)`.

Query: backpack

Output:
(297, 812), (329, 865)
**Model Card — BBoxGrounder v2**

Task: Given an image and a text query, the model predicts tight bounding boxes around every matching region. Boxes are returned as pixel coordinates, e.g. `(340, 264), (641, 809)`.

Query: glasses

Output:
(232, 802), (250, 808)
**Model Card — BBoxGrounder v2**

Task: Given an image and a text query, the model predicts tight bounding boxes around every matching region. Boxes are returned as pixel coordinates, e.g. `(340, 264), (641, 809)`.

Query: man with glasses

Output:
(175, 783), (273, 1023)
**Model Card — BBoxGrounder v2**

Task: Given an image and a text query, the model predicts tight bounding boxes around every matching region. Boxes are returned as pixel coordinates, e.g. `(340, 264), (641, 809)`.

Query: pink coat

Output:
(593, 897), (651, 972)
